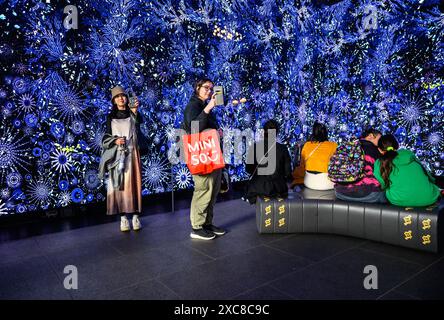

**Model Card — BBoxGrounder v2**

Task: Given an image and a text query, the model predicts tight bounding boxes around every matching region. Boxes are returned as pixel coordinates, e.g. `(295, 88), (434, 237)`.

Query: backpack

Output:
(328, 139), (365, 183)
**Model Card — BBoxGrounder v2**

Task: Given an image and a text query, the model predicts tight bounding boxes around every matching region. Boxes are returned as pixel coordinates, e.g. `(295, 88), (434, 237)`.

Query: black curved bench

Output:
(256, 189), (443, 253)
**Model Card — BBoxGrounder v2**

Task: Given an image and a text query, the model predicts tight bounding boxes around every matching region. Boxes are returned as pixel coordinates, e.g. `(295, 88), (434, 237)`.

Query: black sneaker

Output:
(190, 228), (216, 240)
(203, 224), (226, 236)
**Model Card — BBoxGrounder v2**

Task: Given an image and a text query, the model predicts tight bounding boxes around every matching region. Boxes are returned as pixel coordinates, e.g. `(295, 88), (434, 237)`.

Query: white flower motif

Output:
(50, 149), (72, 174)
(175, 166), (192, 189)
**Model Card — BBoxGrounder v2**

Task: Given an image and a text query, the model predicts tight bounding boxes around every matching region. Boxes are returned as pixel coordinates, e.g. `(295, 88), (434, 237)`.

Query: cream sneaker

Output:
(132, 215), (142, 231)
(120, 216), (130, 232)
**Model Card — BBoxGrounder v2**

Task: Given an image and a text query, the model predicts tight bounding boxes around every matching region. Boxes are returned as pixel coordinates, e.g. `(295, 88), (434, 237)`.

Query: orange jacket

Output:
(292, 141), (337, 185)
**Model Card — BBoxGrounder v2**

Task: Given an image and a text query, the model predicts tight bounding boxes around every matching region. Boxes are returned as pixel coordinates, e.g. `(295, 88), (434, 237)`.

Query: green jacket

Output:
(374, 149), (440, 207)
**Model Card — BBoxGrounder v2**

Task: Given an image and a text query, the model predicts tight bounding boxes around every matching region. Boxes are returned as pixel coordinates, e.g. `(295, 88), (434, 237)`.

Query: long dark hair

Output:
(310, 122), (328, 142)
(264, 119), (279, 142)
(110, 93), (130, 119)
(361, 127), (382, 139)
(377, 134), (399, 189)
(193, 78), (213, 96)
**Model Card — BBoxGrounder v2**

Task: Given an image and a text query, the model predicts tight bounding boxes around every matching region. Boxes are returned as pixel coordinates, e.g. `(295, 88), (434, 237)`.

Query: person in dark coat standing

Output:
(245, 120), (292, 204)
(181, 78), (225, 241)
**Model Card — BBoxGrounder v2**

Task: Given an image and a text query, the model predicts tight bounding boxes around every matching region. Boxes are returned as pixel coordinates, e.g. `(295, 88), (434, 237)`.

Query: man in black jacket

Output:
(181, 78), (225, 240)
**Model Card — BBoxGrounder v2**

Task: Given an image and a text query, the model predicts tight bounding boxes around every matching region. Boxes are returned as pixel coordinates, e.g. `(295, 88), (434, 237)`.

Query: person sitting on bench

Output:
(374, 134), (441, 207)
(244, 120), (292, 204)
(334, 127), (387, 203)
(291, 122), (337, 190)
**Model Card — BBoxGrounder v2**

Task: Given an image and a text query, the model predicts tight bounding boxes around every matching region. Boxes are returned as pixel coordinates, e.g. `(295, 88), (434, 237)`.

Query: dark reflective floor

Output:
(0, 185), (244, 242)
(1, 184), (443, 300)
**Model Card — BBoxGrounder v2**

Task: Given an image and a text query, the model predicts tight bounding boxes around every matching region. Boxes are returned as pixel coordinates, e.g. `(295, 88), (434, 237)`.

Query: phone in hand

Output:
(214, 86), (224, 106)
(128, 89), (136, 109)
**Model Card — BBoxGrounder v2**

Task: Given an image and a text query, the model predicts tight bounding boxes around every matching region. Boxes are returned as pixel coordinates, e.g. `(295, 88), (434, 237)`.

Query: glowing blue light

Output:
(32, 148), (42, 157)
(50, 122), (65, 139)
(71, 188), (84, 203)
(24, 114), (38, 127)
(0, 0), (442, 216)
(58, 180), (69, 191)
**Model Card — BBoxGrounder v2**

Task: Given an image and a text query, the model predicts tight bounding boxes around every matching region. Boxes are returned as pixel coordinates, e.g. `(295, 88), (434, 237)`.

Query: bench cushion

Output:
(256, 189), (443, 253)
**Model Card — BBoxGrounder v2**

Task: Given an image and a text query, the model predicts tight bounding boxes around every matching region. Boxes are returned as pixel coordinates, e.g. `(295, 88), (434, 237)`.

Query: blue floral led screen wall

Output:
(0, 0), (443, 215)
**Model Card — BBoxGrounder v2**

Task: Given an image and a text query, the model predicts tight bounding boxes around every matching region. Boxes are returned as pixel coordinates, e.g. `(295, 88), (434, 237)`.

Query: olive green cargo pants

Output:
(190, 169), (222, 229)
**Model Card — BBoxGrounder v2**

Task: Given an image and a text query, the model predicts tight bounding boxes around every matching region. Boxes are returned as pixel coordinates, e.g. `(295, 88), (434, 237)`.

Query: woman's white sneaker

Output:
(132, 216), (142, 231)
(120, 216), (130, 232)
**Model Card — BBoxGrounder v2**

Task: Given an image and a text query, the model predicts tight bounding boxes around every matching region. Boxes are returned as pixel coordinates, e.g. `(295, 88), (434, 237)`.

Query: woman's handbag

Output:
(182, 129), (225, 175)
(291, 142), (322, 186)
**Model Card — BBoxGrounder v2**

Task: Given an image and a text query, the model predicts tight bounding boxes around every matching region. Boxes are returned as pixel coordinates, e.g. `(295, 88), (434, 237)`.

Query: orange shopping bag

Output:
(182, 129), (225, 175)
